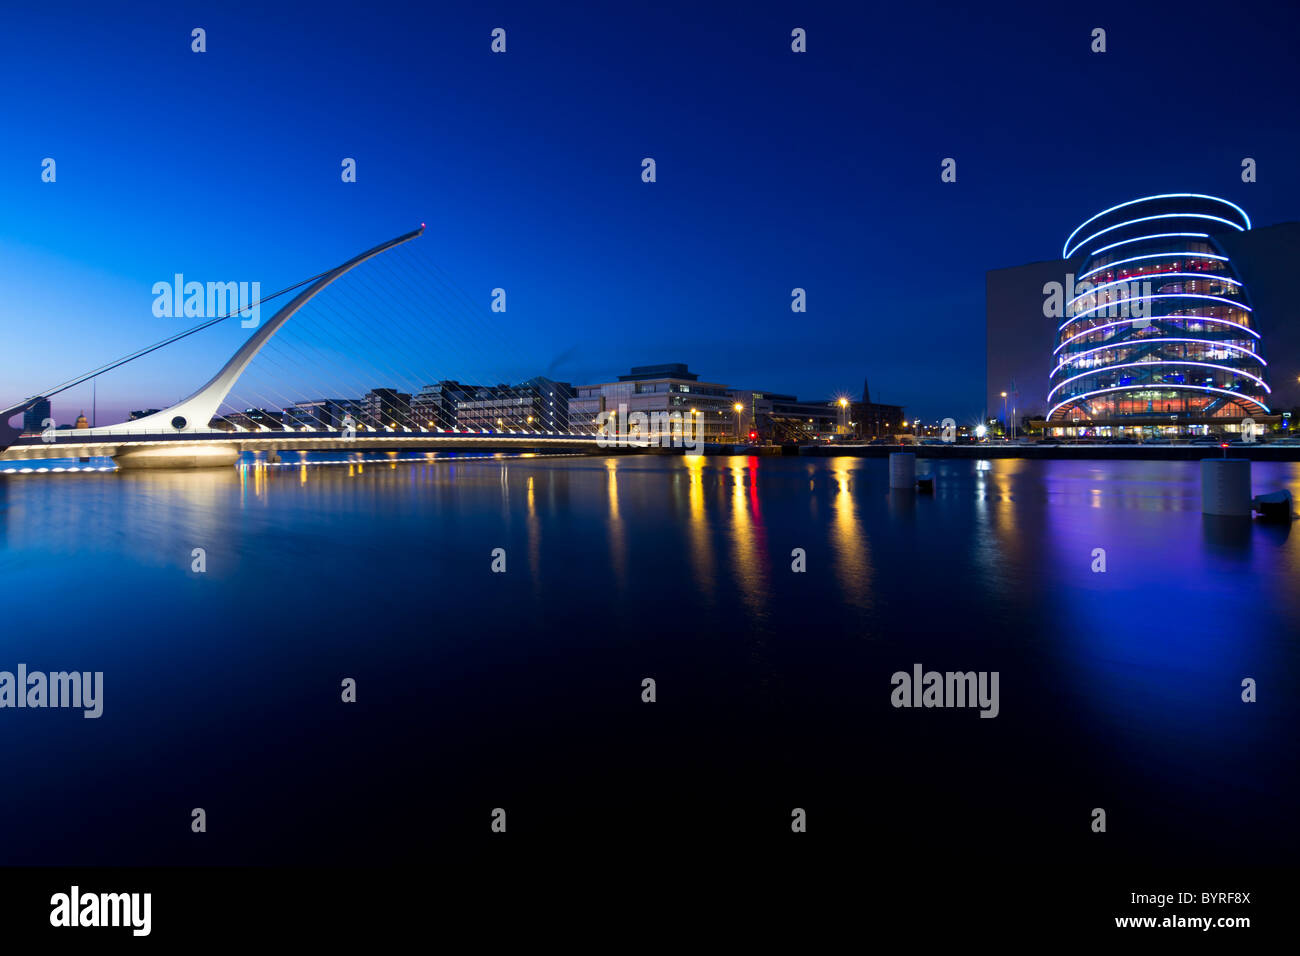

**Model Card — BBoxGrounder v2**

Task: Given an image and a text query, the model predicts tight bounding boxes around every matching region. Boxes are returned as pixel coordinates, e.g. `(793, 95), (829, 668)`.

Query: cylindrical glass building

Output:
(1049, 194), (1269, 435)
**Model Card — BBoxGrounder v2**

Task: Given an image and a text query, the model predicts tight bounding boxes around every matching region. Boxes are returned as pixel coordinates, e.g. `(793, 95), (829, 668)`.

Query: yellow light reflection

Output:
(829, 457), (871, 608)
(991, 457), (1024, 542)
(606, 459), (626, 589)
(729, 459), (768, 616)
(685, 453), (715, 599)
(526, 474), (541, 593)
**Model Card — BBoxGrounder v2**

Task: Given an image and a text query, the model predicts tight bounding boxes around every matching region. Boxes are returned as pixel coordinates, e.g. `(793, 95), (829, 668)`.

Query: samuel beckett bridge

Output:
(0, 226), (614, 469)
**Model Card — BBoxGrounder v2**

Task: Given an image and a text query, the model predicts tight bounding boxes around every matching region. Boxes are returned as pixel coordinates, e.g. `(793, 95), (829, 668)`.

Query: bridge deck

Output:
(0, 430), (610, 462)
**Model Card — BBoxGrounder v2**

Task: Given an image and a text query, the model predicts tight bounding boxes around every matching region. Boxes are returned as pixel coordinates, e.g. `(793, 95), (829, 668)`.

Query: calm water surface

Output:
(1, 454), (1296, 863)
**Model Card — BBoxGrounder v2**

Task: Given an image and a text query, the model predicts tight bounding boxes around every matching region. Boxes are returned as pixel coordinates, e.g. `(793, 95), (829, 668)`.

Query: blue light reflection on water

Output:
(0, 455), (1295, 863)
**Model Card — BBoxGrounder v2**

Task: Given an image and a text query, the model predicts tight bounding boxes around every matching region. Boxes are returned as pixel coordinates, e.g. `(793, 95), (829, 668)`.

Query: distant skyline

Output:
(3, 0), (1299, 425)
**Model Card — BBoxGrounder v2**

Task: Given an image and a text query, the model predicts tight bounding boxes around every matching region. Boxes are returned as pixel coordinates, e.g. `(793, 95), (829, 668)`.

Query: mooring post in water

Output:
(889, 452), (916, 490)
(1202, 458), (1252, 517)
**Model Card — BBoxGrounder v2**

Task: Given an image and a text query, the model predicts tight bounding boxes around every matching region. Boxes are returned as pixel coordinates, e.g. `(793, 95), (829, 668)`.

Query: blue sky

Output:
(2, 0), (1298, 423)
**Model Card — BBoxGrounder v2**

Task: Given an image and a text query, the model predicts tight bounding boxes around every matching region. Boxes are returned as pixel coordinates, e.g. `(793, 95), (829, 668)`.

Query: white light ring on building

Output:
(1052, 338), (1265, 376)
(1078, 250), (1230, 282)
(1066, 273), (1242, 308)
(1088, 232), (1211, 257)
(1048, 384), (1270, 421)
(1065, 213), (1245, 259)
(1055, 315), (1260, 354)
(1047, 360), (1270, 404)
(1062, 194), (1252, 258)
(1061, 293), (1251, 331)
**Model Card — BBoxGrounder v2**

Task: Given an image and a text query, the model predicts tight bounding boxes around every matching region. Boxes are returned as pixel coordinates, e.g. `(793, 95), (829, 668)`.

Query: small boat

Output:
(1252, 489), (1293, 522)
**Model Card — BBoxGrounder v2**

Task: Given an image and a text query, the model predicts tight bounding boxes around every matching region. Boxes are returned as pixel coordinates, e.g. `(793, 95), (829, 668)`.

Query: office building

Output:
(453, 377), (575, 432)
(570, 364), (736, 442)
(988, 194), (1299, 437)
(412, 382), (471, 430)
(361, 388), (413, 429)
(573, 364), (903, 443)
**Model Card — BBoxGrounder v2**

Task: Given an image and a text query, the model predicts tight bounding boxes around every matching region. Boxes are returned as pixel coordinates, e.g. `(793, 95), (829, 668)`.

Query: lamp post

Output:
(734, 402), (745, 443)
(1007, 381), (1018, 441)
(838, 396), (849, 438)
(1000, 391), (1007, 438)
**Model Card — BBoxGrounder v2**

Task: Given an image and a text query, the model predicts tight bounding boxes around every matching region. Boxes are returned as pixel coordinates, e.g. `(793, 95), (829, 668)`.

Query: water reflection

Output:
(828, 457), (871, 609)
(728, 458), (768, 619)
(2, 454), (1298, 863)
(684, 454), (716, 601)
(605, 459), (627, 592)
(526, 473), (541, 593)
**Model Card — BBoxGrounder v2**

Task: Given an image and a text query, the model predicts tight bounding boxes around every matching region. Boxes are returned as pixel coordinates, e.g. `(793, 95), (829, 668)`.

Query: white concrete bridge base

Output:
(114, 444), (243, 470)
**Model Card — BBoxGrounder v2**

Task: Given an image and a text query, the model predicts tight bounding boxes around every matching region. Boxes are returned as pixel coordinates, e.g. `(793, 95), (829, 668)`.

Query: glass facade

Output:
(1049, 195), (1269, 431)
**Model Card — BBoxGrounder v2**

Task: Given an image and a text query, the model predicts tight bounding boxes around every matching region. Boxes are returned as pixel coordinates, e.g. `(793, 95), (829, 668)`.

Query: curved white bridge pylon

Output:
(86, 225), (426, 436)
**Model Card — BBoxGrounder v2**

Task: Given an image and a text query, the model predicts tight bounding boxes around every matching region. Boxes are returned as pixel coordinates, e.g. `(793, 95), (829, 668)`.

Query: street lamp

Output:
(734, 402), (745, 442)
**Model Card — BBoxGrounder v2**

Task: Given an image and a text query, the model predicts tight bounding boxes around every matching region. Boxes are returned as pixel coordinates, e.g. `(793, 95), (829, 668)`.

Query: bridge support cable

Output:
(392, 249), (553, 422)
(3, 223), (594, 450)
(222, 237), (580, 436)
(227, 263), (473, 432)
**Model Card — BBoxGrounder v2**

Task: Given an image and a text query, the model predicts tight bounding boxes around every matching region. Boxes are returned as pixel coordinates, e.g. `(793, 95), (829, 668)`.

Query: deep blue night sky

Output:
(2, 0), (1298, 423)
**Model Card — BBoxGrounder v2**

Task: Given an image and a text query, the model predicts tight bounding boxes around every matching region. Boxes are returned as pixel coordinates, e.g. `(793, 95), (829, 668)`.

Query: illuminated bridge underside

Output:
(1049, 195), (1269, 428)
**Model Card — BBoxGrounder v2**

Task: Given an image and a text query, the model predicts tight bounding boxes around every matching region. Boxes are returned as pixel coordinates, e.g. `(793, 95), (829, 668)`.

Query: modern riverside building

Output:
(273, 380), (574, 434)
(571, 364), (903, 443)
(454, 377), (575, 432)
(281, 399), (361, 430)
(729, 389), (904, 442)
(222, 407), (284, 431)
(361, 388), (413, 429)
(525, 376), (576, 432)
(988, 195), (1300, 438)
(412, 382), (472, 430)
(570, 364), (741, 442)
(1050, 194), (1270, 433)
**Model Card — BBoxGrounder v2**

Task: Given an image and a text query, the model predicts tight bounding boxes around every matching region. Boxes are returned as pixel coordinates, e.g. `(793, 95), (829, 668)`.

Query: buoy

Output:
(1201, 458), (1251, 516)
(889, 452), (916, 489)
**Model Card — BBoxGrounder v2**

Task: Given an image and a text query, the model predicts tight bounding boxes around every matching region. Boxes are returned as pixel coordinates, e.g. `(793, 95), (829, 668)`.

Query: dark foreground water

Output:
(0, 453), (1296, 864)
